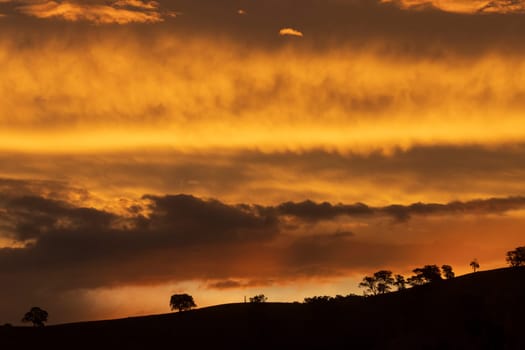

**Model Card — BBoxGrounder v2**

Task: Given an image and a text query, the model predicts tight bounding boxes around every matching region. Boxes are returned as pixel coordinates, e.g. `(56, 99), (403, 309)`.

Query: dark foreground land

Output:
(2, 268), (525, 349)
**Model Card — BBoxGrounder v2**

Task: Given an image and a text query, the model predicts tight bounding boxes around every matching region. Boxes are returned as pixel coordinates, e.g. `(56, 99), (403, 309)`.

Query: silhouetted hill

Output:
(2, 267), (525, 349)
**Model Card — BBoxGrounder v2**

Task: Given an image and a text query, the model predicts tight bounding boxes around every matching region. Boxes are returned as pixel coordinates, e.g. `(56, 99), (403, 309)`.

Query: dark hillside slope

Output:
(2, 268), (525, 349)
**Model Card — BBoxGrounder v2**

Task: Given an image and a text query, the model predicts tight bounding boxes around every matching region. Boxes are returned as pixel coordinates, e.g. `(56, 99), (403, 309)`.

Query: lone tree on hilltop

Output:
(442, 265), (455, 279)
(470, 259), (480, 272)
(506, 246), (525, 267)
(359, 270), (394, 296)
(249, 294), (268, 303)
(407, 265), (442, 286)
(170, 294), (196, 312)
(21, 307), (48, 327)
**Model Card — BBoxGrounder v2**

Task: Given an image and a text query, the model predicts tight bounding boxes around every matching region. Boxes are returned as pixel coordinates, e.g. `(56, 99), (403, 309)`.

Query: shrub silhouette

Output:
(249, 294), (268, 303)
(506, 246), (525, 267)
(21, 307), (48, 327)
(170, 294), (196, 312)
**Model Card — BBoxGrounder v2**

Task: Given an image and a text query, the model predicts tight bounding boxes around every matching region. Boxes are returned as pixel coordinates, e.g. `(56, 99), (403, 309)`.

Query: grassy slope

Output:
(2, 267), (525, 349)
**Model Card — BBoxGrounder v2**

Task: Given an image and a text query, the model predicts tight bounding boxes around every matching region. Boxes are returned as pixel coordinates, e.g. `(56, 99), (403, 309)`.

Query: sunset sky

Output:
(2, 0), (525, 324)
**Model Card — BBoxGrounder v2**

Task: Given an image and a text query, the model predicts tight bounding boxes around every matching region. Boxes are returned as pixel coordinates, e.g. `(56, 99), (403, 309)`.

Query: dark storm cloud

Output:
(4, 195), (115, 240)
(274, 197), (525, 222)
(276, 201), (373, 221)
(0, 192), (279, 286)
(1, 180), (525, 290)
(1, 192), (279, 251)
(142, 194), (279, 244)
(382, 197), (525, 221)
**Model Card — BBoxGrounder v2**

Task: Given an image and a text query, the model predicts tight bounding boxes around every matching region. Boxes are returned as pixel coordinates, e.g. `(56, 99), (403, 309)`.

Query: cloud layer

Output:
(2, 144), (525, 206)
(1, 181), (525, 322)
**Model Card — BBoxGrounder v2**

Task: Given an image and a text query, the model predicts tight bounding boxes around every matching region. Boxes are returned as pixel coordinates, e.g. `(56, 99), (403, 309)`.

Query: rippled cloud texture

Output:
(1, 0), (525, 323)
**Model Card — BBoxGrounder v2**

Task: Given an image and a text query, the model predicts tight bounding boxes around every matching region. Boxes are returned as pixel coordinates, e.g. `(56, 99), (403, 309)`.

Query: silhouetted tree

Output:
(394, 274), (407, 291)
(470, 259), (480, 272)
(359, 270), (394, 295)
(441, 265), (455, 279)
(359, 276), (378, 296)
(506, 246), (525, 267)
(169, 294), (196, 312)
(374, 270), (394, 294)
(249, 294), (268, 303)
(408, 265), (442, 286)
(21, 307), (48, 327)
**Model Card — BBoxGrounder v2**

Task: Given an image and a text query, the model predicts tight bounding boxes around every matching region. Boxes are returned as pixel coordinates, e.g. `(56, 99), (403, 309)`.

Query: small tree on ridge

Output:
(470, 259), (480, 272)
(170, 294), (196, 312)
(22, 307), (48, 327)
(249, 294), (268, 303)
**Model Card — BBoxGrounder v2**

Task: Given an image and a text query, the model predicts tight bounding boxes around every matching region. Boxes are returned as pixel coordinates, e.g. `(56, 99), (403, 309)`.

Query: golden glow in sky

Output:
(1, 0), (525, 324)
(2, 40), (525, 153)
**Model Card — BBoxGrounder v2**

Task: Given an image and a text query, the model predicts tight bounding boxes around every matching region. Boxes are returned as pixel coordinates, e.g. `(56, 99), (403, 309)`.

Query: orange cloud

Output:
(381, 0), (525, 13)
(16, 0), (165, 24)
(279, 27), (303, 37)
(113, 0), (159, 10)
